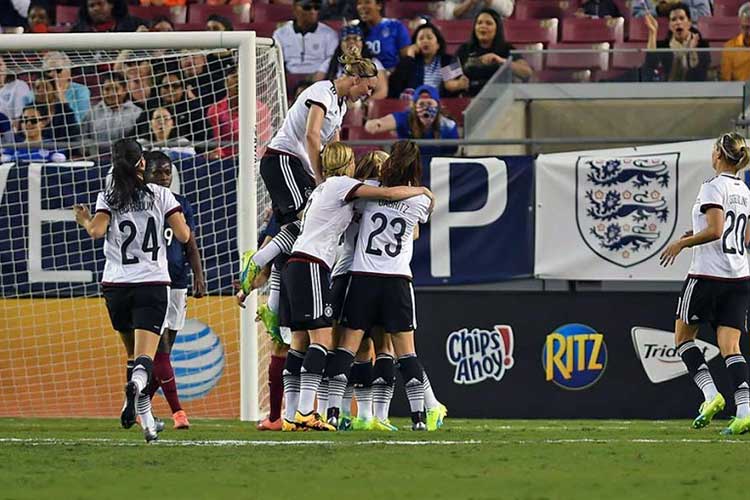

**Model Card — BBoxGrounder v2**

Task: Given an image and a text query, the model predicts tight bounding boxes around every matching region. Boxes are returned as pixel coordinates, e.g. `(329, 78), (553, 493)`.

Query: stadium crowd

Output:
(2, 0), (750, 161)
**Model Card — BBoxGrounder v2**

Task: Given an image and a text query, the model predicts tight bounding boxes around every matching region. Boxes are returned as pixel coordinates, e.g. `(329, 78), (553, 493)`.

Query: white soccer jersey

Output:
(95, 184), (182, 285)
(350, 194), (431, 279)
(688, 173), (750, 280)
(332, 179), (380, 277)
(268, 80), (347, 178)
(292, 175), (363, 270)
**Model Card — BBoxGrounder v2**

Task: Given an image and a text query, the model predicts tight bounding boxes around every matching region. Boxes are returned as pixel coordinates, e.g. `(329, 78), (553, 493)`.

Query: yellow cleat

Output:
(294, 411), (337, 431)
(281, 419), (304, 432)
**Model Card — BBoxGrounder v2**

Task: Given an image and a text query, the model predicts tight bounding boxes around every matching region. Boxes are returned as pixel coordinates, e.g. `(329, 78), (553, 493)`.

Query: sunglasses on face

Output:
(23, 117), (40, 124)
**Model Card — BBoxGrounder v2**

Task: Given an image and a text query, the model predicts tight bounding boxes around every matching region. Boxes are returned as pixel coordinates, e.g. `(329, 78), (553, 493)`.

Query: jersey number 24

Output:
(120, 216), (160, 265)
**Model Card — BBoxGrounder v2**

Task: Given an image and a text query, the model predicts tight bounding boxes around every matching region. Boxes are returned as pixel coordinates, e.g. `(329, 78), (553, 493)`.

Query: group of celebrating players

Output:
(71, 44), (750, 442)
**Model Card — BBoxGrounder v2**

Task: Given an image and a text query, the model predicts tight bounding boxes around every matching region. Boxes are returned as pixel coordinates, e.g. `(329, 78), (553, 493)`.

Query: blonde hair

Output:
(42, 51), (71, 71)
(354, 150), (389, 180)
(338, 46), (378, 79)
(321, 142), (355, 177)
(717, 132), (750, 171)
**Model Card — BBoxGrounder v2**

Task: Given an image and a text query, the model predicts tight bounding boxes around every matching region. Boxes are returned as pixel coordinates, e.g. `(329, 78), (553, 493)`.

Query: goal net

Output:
(0, 33), (286, 420)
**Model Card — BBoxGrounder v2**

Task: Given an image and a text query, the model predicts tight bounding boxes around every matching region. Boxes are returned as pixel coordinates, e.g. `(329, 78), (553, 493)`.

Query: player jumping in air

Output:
(660, 132), (750, 435)
(74, 139), (191, 443)
(143, 151), (206, 430)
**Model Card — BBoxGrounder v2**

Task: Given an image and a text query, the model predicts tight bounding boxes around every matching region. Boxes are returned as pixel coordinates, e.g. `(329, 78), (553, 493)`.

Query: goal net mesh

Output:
(0, 40), (284, 418)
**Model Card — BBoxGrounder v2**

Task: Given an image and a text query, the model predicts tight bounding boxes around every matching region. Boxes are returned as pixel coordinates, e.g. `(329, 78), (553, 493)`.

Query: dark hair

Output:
(357, 0), (386, 38)
(380, 140), (421, 187)
(412, 22), (447, 58)
(468, 8), (506, 52)
(106, 138), (152, 212)
(207, 14), (233, 31)
(407, 92), (443, 139)
(104, 71), (126, 86)
(144, 150), (172, 174)
(151, 15), (174, 29)
(28, 1), (53, 24)
(22, 104), (47, 119)
(78, 0), (129, 25)
(667, 2), (692, 20)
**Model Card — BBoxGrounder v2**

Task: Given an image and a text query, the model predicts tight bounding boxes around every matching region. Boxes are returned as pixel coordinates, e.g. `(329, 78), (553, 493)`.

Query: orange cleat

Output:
(256, 417), (283, 431)
(173, 410), (190, 430)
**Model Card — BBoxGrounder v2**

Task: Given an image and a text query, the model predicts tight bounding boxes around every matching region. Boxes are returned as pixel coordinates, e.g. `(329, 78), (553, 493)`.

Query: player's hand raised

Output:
(73, 204), (91, 227)
(232, 279), (247, 308)
(659, 239), (684, 267)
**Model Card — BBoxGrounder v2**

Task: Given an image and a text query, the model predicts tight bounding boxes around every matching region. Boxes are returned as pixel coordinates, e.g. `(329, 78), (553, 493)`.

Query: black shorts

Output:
(340, 274), (416, 333)
(102, 285), (169, 335)
(259, 150), (316, 226)
(330, 273), (350, 322)
(676, 277), (750, 333)
(279, 259), (333, 331)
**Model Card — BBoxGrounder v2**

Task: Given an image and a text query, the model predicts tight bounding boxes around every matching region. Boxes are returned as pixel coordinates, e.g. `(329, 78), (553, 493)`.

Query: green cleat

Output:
(351, 417), (374, 431)
(239, 250), (262, 295)
(338, 414), (353, 431)
(372, 418), (399, 431)
(692, 393), (726, 429)
(720, 416), (750, 435)
(257, 304), (282, 344)
(426, 403), (448, 431)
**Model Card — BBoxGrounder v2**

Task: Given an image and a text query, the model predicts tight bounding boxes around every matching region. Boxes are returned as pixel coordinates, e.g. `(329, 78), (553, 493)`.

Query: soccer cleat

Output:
(281, 419), (303, 432)
(257, 417), (283, 431)
(173, 410), (190, 430)
(154, 417), (165, 433)
(239, 250), (262, 294)
(257, 304), (282, 344)
(295, 411), (337, 431)
(426, 403), (448, 431)
(120, 381), (138, 429)
(372, 418), (399, 431)
(412, 421), (427, 431)
(351, 417), (374, 431)
(338, 415), (353, 431)
(144, 426), (159, 444)
(692, 393), (726, 429)
(720, 416), (750, 435)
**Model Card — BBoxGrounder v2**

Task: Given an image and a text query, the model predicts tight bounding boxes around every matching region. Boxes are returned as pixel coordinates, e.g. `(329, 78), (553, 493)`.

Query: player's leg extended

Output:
(258, 342), (288, 431)
(675, 319), (724, 428)
(155, 329), (190, 430)
(282, 332), (308, 431)
(325, 326), (363, 427)
(372, 330), (397, 429)
(717, 326), (750, 435)
(295, 327), (337, 431)
(391, 331), (426, 431)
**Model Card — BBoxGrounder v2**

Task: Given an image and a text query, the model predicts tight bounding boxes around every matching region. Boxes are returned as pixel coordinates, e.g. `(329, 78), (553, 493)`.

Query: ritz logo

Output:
(445, 325), (515, 385)
(542, 323), (607, 390)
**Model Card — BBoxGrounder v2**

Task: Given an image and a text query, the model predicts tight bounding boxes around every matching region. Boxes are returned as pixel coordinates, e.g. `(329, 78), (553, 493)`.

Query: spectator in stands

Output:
(389, 22), (467, 98)
(575, 0), (621, 18)
(152, 72), (212, 143)
(314, 25), (388, 99)
(450, 0), (514, 20)
(273, 0), (339, 76)
(37, 52), (91, 125)
(364, 84), (458, 164)
(203, 15), (238, 80)
(456, 8), (532, 96)
(150, 15), (174, 32)
(721, 5), (750, 81)
(632, 0), (711, 20)
(206, 13), (233, 31)
(71, 0), (143, 32)
(321, 0), (357, 20)
(29, 75), (81, 144)
(0, 55), (32, 123)
(2, 105), (66, 162)
(117, 54), (156, 111)
(26, 2), (52, 33)
(83, 73), (142, 146)
(140, 0), (186, 5)
(643, 4), (710, 81)
(0, 111), (11, 145)
(141, 106), (196, 159)
(180, 52), (223, 108)
(356, 0), (412, 71)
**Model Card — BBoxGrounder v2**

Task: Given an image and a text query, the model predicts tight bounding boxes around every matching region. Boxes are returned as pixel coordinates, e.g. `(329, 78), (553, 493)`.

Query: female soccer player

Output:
(74, 138), (190, 443)
(328, 140), (435, 431)
(660, 132), (750, 435)
(279, 142), (433, 431)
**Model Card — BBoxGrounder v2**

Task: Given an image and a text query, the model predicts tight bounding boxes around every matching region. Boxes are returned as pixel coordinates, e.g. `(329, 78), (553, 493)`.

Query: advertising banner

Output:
(401, 290), (748, 419)
(535, 140), (714, 280)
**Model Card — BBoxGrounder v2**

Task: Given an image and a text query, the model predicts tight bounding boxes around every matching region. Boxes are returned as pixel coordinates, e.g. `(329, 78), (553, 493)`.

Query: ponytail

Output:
(106, 138), (152, 212)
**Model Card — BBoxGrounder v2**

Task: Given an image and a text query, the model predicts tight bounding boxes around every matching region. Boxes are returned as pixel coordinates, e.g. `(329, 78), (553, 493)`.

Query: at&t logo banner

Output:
(542, 323), (607, 390)
(446, 325), (515, 384)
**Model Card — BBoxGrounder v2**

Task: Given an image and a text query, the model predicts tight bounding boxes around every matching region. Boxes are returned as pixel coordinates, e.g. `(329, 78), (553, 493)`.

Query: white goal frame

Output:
(0, 32), (274, 421)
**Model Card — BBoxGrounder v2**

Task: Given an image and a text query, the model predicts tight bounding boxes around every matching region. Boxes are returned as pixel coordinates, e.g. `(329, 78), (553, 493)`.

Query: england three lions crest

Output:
(576, 153), (679, 268)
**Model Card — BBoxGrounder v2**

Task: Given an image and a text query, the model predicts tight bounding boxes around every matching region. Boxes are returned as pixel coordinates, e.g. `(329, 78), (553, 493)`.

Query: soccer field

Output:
(2, 418), (749, 500)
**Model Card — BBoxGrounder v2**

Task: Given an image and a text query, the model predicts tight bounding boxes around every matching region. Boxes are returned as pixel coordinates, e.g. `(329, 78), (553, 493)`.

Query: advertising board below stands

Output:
(391, 290), (750, 419)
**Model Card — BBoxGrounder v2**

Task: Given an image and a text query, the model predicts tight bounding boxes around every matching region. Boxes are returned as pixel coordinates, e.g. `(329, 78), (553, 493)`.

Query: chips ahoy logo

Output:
(542, 323), (607, 390)
(171, 319), (225, 401)
(446, 325), (515, 385)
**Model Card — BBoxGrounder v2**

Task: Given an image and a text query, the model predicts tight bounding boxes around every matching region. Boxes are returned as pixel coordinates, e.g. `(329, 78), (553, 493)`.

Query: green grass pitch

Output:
(1, 418), (749, 500)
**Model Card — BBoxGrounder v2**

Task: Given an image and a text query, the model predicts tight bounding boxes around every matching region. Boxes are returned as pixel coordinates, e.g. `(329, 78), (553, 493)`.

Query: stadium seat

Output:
(713, 0), (747, 17)
(440, 97), (471, 127)
(431, 20), (474, 43)
(343, 105), (366, 127)
(698, 17), (739, 42)
(514, 43), (545, 72)
(627, 16), (669, 42)
(345, 126), (395, 155)
(326, 20), (343, 33)
(285, 73), (312, 100)
(243, 21), (283, 37)
(708, 40), (726, 76)
(387, 2), (430, 19)
(533, 69), (593, 82)
(129, 6), (187, 25)
(187, 4), (251, 25)
(253, 3), (292, 22)
(176, 22), (207, 31)
(611, 41), (646, 69)
(513, 0), (580, 20)
(505, 19), (559, 45)
(561, 17), (624, 43)
(55, 5), (78, 25)
(367, 99), (409, 120)
(546, 42), (610, 70)
(446, 42), (464, 56)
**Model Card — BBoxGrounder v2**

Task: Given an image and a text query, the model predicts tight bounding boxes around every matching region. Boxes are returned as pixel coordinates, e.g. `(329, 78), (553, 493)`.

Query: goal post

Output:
(0, 32), (286, 421)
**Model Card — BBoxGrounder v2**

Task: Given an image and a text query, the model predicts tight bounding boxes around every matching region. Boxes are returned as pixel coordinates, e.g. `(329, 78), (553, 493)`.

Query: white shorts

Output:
(165, 288), (188, 331)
